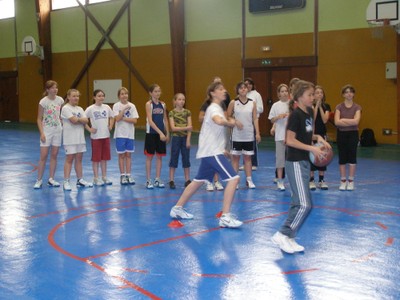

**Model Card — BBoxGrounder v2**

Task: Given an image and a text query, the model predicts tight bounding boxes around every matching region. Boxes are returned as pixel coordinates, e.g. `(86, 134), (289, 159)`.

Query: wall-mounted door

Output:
(245, 66), (316, 136)
(0, 72), (19, 122)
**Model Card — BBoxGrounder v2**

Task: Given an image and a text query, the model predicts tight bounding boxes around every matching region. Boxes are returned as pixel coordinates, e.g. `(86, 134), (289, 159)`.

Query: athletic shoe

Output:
(184, 180), (191, 187)
(33, 179), (43, 189)
(277, 181), (285, 191)
(127, 175), (135, 185)
(319, 180), (328, 190)
(170, 206), (193, 219)
(246, 179), (256, 189)
(206, 181), (214, 191)
(347, 181), (354, 191)
(219, 213), (243, 228)
(48, 178), (60, 187)
(288, 238), (305, 252)
(252, 166), (258, 171)
(93, 178), (105, 186)
(154, 178), (165, 188)
(339, 180), (347, 191)
(273, 178), (278, 184)
(63, 179), (72, 191)
(271, 231), (294, 254)
(169, 181), (176, 189)
(214, 181), (224, 191)
(120, 175), (129, 185)
(76, 178), (93, 188)
(102, 177), (113, 185)
(146, 179), (154, 189)
(309, 181), (317, 191)
(238, 166), (244, 171)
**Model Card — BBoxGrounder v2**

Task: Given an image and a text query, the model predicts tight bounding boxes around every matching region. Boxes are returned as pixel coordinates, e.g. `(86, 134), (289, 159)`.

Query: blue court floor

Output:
(0, 123), (399, 300)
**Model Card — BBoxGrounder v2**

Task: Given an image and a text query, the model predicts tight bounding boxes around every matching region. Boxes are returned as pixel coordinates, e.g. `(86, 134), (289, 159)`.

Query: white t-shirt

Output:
(247, 90), (263, 118)
(113, 101), (139, 139)
(197, 103), (226, 159)
(231, 98), (255, 142)
(85, 103), (113, 139)
(61, 103), (86, 146)
(268, 100), (289, 141)
(39, 96), (64, 132)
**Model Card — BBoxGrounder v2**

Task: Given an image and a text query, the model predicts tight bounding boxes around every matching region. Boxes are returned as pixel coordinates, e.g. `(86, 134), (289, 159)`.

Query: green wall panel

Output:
(0, 19), (15, 57)
(130, 0), (170, 46)
(319, 0), (371, 31)
(185, 0), (242, 42)
(245, 0), (314, 37)
(51, 7), (86, 53)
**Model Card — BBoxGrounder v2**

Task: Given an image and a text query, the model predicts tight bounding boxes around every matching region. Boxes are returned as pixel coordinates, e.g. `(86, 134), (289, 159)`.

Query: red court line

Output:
(352, 253), (376, 263)
(386, 237), (394, 246)
(0, 161), (37, 179)
(192, 273), (234, 278)
(282, 268), (319, 275)
(48, 215), (161, 299)
(376, 222), (388, 230)
(86, 212), (288, 260)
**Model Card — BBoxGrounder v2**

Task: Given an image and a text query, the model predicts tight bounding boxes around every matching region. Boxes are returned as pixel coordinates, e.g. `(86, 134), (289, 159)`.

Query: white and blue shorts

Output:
(194, 154), (239, 183)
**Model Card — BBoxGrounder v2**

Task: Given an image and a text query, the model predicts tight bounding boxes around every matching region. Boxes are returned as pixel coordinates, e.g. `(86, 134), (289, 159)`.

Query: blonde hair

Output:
(118, 87), (128, 97)
(65, 88), (80, 103)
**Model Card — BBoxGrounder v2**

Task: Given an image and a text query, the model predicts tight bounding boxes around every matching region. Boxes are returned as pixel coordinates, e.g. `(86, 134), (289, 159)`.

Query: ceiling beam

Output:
(168, 0), (186, 95)
(35, 0), (52, 83)
(71, 0), (148, 92)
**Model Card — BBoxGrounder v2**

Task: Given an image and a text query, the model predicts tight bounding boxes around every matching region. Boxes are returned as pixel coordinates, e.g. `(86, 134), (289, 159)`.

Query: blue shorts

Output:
(169, 136), (191, 168)
(116, 138), (135, 154)
(194, 154), (239, 183)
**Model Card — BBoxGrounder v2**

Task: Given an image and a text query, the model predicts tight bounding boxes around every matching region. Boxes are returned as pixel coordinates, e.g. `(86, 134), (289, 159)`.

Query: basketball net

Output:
(368, 19), (393, 38)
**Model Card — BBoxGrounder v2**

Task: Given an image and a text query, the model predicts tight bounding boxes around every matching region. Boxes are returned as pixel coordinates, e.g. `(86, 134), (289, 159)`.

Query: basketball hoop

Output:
(367, 19), (391, 39)
(21, 36), (36, 56)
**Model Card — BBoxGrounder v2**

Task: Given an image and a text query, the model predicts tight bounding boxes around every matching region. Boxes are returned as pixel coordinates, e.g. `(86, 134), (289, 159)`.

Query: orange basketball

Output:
(309, 142), (334, 167)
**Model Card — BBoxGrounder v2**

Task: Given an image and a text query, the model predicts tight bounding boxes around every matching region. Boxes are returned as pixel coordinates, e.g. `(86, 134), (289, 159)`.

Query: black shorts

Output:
(144, 133), (166, 156)
(336, 130), (358, 164)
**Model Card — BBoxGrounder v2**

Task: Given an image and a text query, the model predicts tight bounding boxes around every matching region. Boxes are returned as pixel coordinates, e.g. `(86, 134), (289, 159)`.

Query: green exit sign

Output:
(261, 59), (271, 65)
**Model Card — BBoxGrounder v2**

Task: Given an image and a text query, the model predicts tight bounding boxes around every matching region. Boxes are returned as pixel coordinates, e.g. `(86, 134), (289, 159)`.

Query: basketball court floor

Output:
(0, 122), (399, 299)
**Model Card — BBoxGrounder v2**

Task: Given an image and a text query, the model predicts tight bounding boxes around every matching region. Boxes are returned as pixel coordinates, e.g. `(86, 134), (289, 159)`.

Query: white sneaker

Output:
(309, 181), (317, 191)
(146, 179), (154, 189)
(63, 179), (72, 191)
(339, 180), (347, 191)
(93, 178), (105, 186)
(214, 181), (224, 191)
(33, 179), (43, 189)
(154, 178), (165, 188)
(271, 231), (294, 254)
(246, 179), (256, 189)
(347, 181), (354, 191)
(48, 178), (60, 187)
(102, 177), (112, 185)
(127, 175), (135, 185)
(170, 206), (194, 219)
(288, 238), (305, 252)
(76, 178), (93, 188)
(252, 166), (257, 171)
(206, 181), (214, 191)
(238, 166), (244, 171)
(277, 181), (285, 191)
(319, 180), (328, 190)
(273, 178), (278, 184)
(219, 213), (243, 228)
(120, 175), (129, 185)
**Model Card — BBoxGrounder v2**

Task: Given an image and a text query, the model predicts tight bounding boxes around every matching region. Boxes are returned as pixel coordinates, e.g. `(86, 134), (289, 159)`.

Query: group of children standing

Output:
(33, 78), (362, 254)
(33, 80), (192, 192)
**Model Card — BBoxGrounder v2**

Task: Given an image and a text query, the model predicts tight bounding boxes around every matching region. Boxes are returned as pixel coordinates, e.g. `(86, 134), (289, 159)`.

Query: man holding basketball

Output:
(272, 80), (331, 254)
